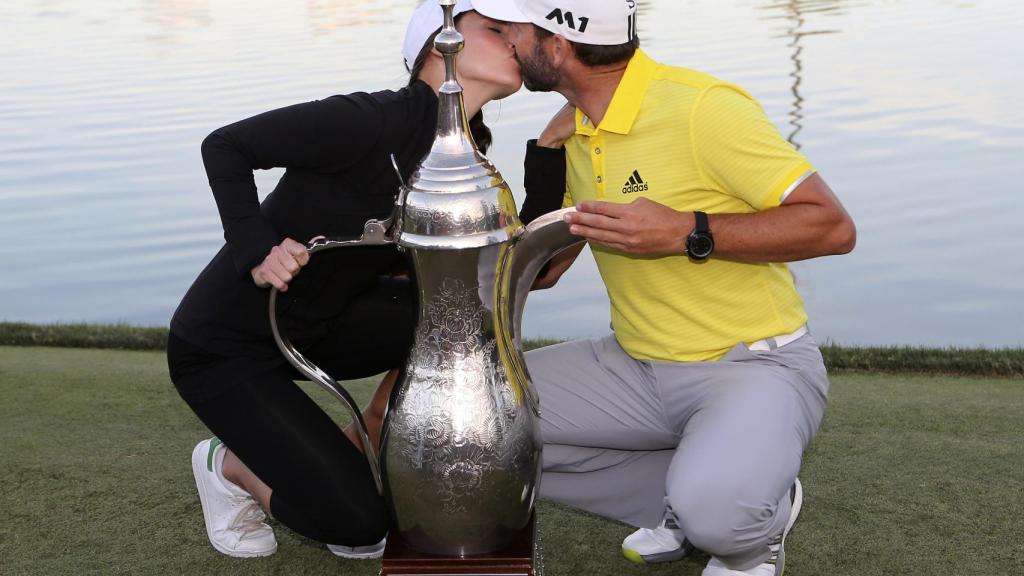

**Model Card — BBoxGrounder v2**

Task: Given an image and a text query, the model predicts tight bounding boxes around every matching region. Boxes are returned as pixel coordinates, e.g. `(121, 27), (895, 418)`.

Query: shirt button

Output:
(595, 147), (602, 155)
(596, 175), (603, 183)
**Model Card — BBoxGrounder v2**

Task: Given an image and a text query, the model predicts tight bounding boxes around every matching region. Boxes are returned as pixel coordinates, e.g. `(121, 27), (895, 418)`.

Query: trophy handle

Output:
(268, 215), (403, 495)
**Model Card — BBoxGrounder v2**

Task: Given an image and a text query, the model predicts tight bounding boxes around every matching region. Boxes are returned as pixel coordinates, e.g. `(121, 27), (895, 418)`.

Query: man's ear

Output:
(548, 34), (575, 69)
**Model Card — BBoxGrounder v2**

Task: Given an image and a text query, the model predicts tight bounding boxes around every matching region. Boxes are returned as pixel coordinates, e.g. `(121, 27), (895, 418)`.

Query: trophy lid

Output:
(399, 0), (522, 250)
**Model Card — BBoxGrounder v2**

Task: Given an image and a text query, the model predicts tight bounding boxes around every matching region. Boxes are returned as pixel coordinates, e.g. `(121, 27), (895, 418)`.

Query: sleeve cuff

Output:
(520, 139), (568, 225)
(763, 161), (816, 209)
(526, 138), (566, 156)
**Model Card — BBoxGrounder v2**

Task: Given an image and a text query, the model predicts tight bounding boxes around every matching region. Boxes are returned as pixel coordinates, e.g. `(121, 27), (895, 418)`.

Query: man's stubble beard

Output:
(516, 43), (559, 93)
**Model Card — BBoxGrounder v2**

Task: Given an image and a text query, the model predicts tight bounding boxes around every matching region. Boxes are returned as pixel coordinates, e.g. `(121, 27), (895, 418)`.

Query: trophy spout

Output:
(507, 208), (585, 342)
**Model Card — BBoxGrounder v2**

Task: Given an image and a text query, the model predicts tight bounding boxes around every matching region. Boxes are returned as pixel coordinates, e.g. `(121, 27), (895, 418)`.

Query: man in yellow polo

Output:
(511, 1), (856, 575)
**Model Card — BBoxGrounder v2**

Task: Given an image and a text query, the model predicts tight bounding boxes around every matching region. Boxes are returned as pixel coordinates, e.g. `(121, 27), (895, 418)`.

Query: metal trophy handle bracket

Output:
(267, 156), (409, 495)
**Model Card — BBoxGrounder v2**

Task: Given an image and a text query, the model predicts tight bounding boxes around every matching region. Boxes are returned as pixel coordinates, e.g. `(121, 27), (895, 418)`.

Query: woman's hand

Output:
(537, 102), (576, 149)
(250, 237), (315, 291)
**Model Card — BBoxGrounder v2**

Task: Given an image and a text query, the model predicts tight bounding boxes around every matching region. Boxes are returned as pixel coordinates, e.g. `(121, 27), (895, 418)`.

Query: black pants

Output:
(168, 280), (414, 546)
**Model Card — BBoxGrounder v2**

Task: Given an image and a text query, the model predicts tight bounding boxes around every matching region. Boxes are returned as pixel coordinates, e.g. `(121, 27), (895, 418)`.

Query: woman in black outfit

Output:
(167, 1), (559, 560)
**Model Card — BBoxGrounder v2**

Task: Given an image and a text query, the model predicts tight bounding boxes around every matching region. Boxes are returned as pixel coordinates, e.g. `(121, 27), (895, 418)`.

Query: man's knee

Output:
(668, 480), (772, 558)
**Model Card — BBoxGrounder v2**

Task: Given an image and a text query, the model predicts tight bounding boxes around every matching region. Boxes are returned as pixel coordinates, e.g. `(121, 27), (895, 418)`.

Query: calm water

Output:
(1, 0), (1022, 347)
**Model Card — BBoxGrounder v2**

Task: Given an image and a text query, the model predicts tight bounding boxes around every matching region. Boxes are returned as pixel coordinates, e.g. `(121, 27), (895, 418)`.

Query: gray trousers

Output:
(525, 333), (829, 569)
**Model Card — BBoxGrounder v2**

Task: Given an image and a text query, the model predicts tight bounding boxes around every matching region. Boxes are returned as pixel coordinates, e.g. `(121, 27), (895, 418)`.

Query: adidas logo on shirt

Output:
(622, 170), (648, 194)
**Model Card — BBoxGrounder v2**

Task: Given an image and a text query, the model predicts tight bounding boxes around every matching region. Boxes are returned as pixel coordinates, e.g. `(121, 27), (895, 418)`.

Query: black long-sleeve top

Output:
(170, 80), (564, 371)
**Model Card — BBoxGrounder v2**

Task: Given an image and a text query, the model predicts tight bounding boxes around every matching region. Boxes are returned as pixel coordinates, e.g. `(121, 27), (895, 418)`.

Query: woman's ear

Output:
(421, 46), (445, 73)
(415, 47), (447, 88)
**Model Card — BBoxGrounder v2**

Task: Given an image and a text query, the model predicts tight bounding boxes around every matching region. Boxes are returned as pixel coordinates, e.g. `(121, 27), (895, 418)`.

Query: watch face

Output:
(689, 234), (714, 259)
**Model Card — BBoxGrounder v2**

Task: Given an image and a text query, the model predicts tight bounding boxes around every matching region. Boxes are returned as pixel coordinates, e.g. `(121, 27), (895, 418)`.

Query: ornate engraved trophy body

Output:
(269, 0), (582, 568)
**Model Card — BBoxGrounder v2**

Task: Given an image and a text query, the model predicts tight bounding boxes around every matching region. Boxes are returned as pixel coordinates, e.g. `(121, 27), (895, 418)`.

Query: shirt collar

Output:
(574, 49), (657, 137)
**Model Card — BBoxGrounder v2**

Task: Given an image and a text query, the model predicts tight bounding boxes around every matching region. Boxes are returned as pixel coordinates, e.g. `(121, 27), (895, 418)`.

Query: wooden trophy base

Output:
(380, 515), (537, 576)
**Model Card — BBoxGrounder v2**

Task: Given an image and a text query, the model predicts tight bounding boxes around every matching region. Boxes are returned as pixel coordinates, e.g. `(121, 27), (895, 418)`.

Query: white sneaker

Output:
(191, 438), (278, 558)
(622, 500), (694, 564)
(327, 538), (386, 559)
(702, 478), (803, 576)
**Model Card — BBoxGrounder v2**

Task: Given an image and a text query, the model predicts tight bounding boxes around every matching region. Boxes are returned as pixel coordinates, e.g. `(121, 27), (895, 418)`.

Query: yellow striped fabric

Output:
(562, 49), (811, 362)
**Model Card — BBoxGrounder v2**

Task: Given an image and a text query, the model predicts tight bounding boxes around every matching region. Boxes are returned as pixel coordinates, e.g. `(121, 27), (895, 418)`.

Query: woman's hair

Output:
(406, 17), (493, 154)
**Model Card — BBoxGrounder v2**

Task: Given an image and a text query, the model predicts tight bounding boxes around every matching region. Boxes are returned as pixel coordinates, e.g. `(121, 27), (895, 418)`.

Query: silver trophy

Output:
(270, 0), (582, 558)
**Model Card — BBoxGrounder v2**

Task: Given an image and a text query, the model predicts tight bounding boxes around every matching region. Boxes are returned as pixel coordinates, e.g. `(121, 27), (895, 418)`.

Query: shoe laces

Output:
(660, 499), (681, 530)
(663, 515), (680, 531)
(644, 500), (686, 548)
(228, 497), (270, 537)
(765, 533), (782, 566)
(641, 526), (685, 549)
(766, 480), (798, 567)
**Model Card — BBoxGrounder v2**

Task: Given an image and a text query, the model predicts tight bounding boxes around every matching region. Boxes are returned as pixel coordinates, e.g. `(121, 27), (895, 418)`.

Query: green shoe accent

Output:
(622, 547), (646, 565)
(207, 438), (223, 473)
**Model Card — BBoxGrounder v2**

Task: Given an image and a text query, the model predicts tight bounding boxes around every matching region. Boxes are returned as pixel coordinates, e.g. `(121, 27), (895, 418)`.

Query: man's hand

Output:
(250, 237), (314, 291)
(537, 102), (576, 149)
(565, 197), (692, 257)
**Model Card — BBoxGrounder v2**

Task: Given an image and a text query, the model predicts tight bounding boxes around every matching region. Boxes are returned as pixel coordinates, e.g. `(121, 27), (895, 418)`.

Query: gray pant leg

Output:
(659, 336), (829, 570)
(526, 336), (677, 526)
(527, 332), (829, 568)
(542, 445), (674, 527)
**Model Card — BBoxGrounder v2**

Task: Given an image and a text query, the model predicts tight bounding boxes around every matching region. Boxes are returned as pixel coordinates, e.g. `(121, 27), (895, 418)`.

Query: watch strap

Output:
(694, 211), (709, 233)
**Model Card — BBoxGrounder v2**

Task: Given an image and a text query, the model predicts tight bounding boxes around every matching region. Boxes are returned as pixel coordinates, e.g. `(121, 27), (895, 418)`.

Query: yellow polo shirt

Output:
(563, 49), (814, 362)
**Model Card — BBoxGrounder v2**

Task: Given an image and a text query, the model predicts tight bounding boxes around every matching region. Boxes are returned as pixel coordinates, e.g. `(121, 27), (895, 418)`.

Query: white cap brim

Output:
(403, 0), (529, 70)
(471, 0), (529, 23)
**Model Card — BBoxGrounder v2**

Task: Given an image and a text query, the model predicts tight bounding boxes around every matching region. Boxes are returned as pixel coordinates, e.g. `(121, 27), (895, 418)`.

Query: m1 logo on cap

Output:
(545, 8), (590, 33)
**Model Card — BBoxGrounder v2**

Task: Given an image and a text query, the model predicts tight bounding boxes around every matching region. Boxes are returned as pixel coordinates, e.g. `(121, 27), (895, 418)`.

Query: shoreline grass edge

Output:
(1, 321), (1021, 378)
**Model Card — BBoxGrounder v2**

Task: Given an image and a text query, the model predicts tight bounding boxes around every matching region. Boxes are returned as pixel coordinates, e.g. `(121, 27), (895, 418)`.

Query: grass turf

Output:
(3, 321), (1024, 378)
(1, 346), (1021, 575)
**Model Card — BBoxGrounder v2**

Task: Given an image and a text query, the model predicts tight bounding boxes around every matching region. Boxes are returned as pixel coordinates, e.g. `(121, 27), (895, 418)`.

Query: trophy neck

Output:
(431, 15), (476, 158)
(399, 1), (522, 250)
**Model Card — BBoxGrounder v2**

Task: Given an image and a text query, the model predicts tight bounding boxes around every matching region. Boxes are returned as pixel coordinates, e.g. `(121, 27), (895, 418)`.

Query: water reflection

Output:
(759, 0), (846, 149)
(142, 0), (211, 46)
(306, 0), (394, 36)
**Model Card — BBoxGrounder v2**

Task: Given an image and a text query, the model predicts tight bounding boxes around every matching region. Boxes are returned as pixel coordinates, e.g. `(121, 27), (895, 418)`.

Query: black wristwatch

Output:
(686, 211), (714, 261)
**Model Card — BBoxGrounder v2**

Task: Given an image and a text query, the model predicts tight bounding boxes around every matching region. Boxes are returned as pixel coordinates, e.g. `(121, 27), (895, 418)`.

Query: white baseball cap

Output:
(403, 0), (530, 70)
(512, 0), (638, 45)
